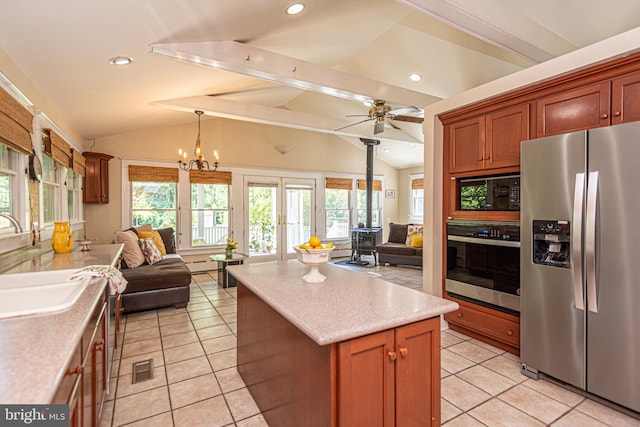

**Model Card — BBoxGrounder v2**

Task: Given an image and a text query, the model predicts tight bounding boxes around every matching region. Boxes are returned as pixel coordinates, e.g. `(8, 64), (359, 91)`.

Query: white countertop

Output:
(0, 244), (123, 404)
(227, 260), (459, 346)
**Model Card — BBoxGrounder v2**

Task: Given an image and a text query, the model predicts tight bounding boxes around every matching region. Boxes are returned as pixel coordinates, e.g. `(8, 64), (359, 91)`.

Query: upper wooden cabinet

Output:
(449, 103), (529, 174)
(536, 69), (640, 137)
(83, 152), (113, 204)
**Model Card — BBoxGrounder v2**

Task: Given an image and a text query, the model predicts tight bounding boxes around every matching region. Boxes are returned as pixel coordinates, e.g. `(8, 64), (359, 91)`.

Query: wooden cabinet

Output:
(337, 317), (440, 427)
(536, 70), (640, 137)
(54, 290), (107, 427)
(444, 297), (520, 355)
(449, 104), (529, 174)
(83, 152), (113, 204)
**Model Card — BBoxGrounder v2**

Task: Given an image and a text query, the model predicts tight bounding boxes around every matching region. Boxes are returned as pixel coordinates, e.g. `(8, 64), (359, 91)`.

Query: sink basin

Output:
(0, 269), (91, 319)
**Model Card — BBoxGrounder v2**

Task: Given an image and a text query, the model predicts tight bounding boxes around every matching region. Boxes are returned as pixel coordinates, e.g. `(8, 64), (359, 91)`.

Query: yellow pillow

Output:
(138, 230), (167, 255)
(409, 235), (423, 248)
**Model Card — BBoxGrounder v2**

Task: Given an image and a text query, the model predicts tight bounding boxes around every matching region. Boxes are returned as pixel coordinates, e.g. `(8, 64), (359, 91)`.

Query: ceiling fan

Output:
(336, 100), (424, 135)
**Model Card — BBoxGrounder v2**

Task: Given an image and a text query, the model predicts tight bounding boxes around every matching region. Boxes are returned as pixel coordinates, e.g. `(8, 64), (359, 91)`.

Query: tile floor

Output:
(100, 260), (639, 426)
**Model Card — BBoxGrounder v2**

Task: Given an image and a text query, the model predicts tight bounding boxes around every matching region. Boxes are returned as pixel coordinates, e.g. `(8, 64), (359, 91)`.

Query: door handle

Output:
(586, 171), (599, 313)
(572, 173), (585, 311)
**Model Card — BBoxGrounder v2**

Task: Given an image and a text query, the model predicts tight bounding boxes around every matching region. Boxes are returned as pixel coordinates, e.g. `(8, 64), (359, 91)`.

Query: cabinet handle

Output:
(67, 366), (82, 376)
(456, 312), (463, 318)
(399, 347), (408, 357)
(387, 351), (397, 361)
(95, 339), (104, 351)
(600, 113), (609, 119)
(506, 330), (513, 336)
(613, 111), (621, 117)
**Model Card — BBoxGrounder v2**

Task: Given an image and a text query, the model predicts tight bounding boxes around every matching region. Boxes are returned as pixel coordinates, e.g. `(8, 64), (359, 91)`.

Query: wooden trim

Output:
(128, 165), (178, 182)
(325, 177), (352, 190)
(189, 169), (231, 185)
(356, 179), (382, 191)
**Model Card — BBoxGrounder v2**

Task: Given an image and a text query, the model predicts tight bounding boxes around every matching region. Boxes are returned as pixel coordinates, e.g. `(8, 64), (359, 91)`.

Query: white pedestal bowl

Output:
(293, 247), (334, 283)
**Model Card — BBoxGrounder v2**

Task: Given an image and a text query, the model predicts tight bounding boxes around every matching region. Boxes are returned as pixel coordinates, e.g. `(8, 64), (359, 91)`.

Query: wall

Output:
(421, 28), (640, 296)
(85, 118), (401, 245)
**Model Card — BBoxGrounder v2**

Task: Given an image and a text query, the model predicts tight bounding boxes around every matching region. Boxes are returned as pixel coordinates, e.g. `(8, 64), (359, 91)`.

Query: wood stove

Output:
(350, 227), (383, 265)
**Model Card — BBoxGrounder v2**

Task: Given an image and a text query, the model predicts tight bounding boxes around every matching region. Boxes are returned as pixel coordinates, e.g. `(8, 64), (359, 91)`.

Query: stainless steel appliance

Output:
(459, 175), (520, 211)
(521, 121), (640, 413)
(446, 220), (520, 314)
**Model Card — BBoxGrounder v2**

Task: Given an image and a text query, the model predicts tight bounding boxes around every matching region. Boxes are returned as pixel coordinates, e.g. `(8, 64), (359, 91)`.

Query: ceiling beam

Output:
(150, 40), (440, 109)
(152, 95), (422, 145)
(398, 0), (577, 63)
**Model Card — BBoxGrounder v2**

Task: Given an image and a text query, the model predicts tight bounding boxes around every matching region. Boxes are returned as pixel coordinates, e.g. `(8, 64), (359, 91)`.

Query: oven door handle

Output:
(447, 235), (520, 248)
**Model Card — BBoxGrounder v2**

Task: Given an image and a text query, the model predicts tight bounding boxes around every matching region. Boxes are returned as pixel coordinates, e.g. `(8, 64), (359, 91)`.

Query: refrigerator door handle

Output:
(573, 173), (586, 311)
(586, 171), (599, 313)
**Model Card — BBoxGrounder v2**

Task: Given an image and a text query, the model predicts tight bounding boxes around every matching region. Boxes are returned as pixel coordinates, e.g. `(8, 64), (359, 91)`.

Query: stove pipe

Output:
(360, 138), (380, 229)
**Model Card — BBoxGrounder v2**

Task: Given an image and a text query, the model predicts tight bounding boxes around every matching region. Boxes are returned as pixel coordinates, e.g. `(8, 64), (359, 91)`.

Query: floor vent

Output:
(132, 359), (154, 384)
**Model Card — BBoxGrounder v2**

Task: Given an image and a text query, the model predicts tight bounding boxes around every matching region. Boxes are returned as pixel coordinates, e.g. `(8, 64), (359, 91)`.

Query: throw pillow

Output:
(114, 230), (145, 268)
(405, 224), (423, 245)
(134, 223), (153, 233)
(410, 235), (424, 248)
(138, 238), (163, 265)
(388, 223), (408, 244)
(138, 230), (167, 255)
(157, 227), (176, 254)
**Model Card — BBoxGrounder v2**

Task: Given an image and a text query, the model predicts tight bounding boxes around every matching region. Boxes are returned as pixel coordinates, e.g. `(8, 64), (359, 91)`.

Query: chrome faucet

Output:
(0, 213), (23, 233)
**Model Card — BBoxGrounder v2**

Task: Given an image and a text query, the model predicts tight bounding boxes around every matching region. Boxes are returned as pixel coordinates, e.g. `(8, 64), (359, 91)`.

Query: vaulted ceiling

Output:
(1, 0), (639, 167)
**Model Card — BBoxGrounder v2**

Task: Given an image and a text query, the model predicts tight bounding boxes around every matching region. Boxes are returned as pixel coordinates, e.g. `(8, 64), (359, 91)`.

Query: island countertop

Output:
(0, 244), (123, 404)
(227, 260), (459, 346)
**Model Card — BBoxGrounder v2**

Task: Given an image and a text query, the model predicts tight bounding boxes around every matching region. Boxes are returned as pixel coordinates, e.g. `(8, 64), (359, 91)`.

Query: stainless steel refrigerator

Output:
(520, 121), (640, 413)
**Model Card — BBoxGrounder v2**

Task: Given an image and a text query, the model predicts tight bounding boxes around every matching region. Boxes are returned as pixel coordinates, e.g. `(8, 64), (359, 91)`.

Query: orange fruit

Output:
(309, 236), (321, 248)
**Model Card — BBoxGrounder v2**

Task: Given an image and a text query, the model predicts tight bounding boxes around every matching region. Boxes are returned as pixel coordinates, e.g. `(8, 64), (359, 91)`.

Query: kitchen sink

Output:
(0, 269), (91, 319)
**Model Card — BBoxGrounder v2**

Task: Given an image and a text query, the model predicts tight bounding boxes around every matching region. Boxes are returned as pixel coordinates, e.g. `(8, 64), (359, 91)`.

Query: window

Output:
(191, 183), (230, 246)
(356, 179), (382, 227)
(0, 144), (18, 233)
(41, 154), (61, 225)
(67, 169), (81, 222)
(325, 178), (353, 239)
(410, 175), (424, 221)
(129, 165), (178, 230)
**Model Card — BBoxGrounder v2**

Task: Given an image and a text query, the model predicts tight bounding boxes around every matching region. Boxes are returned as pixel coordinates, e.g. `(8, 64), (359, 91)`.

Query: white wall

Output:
(421, 28), (640, 296)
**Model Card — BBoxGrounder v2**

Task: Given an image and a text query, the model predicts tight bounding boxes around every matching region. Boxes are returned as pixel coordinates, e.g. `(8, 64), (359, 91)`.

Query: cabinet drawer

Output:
(445, 305), (520, 347)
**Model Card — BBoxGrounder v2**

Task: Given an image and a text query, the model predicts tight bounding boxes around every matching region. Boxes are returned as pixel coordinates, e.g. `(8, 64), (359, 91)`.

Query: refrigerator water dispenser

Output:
(532, 220), (570, 268)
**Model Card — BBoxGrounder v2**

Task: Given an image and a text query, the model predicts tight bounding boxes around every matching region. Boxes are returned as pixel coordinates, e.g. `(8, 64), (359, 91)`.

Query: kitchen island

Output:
(228, 260), (458, 427)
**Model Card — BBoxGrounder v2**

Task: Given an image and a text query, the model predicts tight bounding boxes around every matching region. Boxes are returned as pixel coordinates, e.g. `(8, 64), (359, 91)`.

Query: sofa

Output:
(375, 223), (423, 267)
(114, 225), (191, 313)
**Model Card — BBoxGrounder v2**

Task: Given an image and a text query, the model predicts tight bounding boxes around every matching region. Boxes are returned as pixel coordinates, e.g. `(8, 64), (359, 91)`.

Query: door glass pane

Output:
(248, 185), (277, 256)
(285, 185), (312, 253)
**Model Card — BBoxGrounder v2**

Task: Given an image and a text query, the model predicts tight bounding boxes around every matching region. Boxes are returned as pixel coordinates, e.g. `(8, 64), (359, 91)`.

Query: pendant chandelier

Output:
(178, 110), (219, 172)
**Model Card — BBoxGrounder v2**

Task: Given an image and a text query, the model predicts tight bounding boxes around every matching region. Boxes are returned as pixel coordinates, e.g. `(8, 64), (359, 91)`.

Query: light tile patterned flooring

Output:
(100, 260), (639, 426)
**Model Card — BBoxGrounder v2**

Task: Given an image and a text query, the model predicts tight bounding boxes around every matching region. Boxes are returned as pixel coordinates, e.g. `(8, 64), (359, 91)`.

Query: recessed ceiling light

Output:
(409, 73), (422, 82)
(109, 56), (133, 66)
(286, 3), (305, 15)
(383, 148), (391, 152)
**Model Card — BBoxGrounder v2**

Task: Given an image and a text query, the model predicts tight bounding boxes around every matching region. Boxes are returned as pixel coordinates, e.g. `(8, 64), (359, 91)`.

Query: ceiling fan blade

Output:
(335, 117), (374, 132)
(387, 119), (401, 130)
(388, 105), (422, 116)
(345, 114), (370, 118)
(374, 121), (385, 135)
(392, 115), (423, 124)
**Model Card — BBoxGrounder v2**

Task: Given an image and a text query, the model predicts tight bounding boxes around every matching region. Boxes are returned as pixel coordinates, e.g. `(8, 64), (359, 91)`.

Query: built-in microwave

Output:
(459, 175), (520, 211)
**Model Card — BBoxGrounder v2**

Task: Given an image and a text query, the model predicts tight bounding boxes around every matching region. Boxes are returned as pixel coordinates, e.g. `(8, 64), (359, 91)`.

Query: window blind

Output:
(70, 148), (86, 176)
(43, 128), (71, 166)
(0, 86), (33, 155)
(411, 178), (424, 189)
(325, 177), (352, 190)
(128, 165), (178, 182)
(189, 169), (232, 185)
(356, 179), (382, 191)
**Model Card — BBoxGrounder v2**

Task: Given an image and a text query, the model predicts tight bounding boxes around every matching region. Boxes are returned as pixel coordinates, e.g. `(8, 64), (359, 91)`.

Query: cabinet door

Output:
(485, 104), (529, 170)
(83, 155), (101, 203)
(53, 345), (82, 427)
(611, 70), (640, 125)
(395, 318), (440, 427)
(448, 117), (485, 173)
(99, 158), (110, 204)
(536, 82), (611, 137)
(94, 304), (107, 425)
(338, 329), (395, 427)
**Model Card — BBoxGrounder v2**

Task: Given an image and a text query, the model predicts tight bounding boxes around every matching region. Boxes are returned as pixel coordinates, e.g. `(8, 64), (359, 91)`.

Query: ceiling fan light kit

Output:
(178, 110), (219, 173)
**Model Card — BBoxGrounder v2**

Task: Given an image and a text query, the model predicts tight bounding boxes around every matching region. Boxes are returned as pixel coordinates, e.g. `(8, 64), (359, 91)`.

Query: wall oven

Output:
(446, 220), (520, 314)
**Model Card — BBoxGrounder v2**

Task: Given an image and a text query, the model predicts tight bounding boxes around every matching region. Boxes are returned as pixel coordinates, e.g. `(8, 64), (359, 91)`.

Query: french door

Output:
(245, 176), (315, 261)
